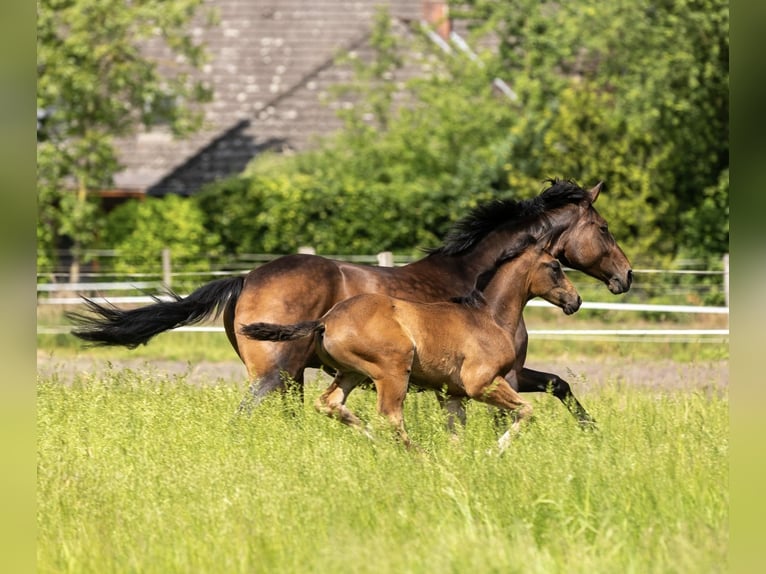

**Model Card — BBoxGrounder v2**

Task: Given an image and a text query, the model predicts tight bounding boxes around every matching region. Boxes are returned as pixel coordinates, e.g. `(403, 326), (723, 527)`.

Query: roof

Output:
(111, 0), (451, 197)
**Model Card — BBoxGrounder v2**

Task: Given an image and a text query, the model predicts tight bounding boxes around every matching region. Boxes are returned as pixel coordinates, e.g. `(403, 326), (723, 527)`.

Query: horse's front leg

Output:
(513, 367), (596, 428)
(509, 318), (595, 428)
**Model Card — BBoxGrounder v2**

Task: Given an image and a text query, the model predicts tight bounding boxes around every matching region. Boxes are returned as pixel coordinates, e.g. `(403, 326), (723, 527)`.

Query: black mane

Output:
(450, 235), (539, 308)
(429, 178), (589, 257)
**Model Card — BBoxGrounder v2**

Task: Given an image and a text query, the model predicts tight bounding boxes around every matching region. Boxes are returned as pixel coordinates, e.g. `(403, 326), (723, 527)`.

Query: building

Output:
(107, 1), (457, 201)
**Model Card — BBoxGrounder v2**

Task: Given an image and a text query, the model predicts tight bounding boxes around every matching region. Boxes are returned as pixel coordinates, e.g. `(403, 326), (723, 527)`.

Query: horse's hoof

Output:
(578, 419), (598, 432)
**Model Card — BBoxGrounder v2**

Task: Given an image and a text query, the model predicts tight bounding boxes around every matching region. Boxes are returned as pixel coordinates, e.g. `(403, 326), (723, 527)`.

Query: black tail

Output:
(67, 276), (245, 348)
(239, 320), (323, 342)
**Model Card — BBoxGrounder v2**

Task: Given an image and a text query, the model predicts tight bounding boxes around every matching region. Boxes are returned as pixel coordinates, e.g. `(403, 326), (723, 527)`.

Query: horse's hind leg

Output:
(237, 370), (288, 415)
(236, 338), (314, 415)
(435, 392), (467, 435)
(315, 372), (369, 435)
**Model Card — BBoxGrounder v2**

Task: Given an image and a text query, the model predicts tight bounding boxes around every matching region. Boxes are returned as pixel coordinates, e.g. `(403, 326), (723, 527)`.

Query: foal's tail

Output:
(239, 320), (324, 342)
(67, 276), (245, 348)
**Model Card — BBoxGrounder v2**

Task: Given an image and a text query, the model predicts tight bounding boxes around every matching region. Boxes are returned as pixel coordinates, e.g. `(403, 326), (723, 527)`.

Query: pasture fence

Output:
(37, 248), (729, 341)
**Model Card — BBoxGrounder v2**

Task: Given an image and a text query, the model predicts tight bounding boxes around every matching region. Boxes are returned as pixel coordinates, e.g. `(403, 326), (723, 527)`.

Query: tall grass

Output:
(38, 368), (728, 573)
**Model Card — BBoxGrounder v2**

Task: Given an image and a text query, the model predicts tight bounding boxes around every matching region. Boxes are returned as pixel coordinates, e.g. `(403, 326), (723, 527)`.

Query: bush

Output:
(99, 195), (221, 278)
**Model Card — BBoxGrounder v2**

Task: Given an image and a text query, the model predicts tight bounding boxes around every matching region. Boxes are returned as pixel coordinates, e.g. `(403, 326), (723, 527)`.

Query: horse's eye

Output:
(600, 225), (609, 234)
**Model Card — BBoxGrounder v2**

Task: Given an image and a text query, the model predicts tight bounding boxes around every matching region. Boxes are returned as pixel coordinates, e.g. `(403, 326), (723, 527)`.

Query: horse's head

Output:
(555, 182), (633, 294)
(525, 247), (582, 315)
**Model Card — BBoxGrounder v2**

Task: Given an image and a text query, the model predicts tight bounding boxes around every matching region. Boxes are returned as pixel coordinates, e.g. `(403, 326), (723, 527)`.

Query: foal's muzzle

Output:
(563, 295), (582, 315)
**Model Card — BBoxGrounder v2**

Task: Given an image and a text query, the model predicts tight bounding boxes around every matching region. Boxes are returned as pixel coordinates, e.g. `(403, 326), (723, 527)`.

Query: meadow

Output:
(37, 328), (729, 573)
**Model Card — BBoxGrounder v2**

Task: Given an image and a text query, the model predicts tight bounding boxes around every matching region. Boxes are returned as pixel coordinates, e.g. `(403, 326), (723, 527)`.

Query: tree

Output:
(37, 0), (215, 280)
(452, 0), (729, 260)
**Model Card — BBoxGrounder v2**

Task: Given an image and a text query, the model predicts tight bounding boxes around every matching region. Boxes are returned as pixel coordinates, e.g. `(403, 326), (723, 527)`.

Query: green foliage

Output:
(38, 369), (728, 572)
(197, 171), (436, 255)
(679, 169), (730, 261)
(99, 195), (220, 277)
(195, 2), (727, 264)
(37, 0), (214, 272)
(455, 0), (729, 258)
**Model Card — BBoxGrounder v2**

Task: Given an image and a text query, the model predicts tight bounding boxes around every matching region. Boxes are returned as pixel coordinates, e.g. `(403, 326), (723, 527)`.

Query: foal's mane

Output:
(451, 235), (542, 309)
(429, 178), (589, 257)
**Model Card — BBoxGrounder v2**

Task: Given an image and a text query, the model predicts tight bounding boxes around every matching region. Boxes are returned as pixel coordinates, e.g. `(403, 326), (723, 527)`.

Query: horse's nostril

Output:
(627, 269), (634, 285)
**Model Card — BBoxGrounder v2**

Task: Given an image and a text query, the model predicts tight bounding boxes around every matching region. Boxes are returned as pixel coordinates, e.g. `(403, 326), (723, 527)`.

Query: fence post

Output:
(162, 248), (172, 289)
(298, 246), (316, 255)
(377, 251), (394, 267)
(723, 253), (729, 308)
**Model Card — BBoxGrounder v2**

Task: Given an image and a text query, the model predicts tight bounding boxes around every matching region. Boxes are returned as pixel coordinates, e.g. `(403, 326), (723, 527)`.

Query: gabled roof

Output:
(111, 0), (447, 197)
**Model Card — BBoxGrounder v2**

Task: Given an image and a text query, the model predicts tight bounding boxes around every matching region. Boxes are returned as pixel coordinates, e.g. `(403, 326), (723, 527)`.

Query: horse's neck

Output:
(464, 217), (571, 269)
(481, 263), (530, 332)
(406, 210), (573, 291)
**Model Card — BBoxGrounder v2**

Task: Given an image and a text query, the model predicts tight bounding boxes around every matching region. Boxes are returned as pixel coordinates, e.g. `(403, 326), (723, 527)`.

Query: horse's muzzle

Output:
(608, 269), (633, 294)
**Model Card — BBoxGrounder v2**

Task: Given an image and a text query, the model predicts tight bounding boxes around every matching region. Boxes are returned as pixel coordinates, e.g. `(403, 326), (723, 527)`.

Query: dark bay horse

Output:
(69, 179), (632, 424)
(239, 240), (582, 447)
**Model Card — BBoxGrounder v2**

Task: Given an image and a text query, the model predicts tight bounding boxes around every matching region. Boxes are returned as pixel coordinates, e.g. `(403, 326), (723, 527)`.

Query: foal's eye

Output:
(599, 225), (609, 234)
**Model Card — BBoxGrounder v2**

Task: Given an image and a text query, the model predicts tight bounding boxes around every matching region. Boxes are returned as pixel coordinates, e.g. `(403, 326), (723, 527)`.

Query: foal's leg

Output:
(514, 367), (596, 427)
(373, 375), (412, 447)
(468, 376), (533, 450)
(315, 371), (368, 433)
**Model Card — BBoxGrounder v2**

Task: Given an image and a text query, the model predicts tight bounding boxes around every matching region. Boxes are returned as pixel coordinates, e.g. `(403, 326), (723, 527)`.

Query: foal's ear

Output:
(587, 181), (604, 203)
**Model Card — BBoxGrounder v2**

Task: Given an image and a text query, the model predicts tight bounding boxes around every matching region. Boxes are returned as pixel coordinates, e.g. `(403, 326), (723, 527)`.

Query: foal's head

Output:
(486, 240), (582, 316)
(524, 248), (582, 315)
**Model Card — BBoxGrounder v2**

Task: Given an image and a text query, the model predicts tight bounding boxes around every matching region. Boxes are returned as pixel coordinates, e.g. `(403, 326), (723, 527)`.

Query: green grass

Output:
(37, 330), (240, 362)
(38, 368), (728, 573)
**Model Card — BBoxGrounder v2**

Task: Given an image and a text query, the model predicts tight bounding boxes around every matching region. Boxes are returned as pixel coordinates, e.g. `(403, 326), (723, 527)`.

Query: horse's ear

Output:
(587, 181), (604, 203)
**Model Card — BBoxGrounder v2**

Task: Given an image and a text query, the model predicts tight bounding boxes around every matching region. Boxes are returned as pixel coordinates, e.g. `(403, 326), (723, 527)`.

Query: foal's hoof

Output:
(497, 430), (513, 452)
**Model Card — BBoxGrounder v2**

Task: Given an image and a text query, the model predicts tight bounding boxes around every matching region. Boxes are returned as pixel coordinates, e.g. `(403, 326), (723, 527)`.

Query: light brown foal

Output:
(240, 242), (581, 447)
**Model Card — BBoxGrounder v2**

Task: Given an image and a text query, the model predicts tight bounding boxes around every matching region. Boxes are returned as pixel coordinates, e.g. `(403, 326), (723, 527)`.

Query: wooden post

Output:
(377, 251), (394, 267)
(298, 246), (316, 255)
(162, 248), (172, 289)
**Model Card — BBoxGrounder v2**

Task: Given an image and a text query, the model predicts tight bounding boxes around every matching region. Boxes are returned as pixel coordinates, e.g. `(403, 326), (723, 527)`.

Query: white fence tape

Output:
(39, 294), (729, 316)
(526, 300), (729, 314)
(37, 260), (729, 341)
